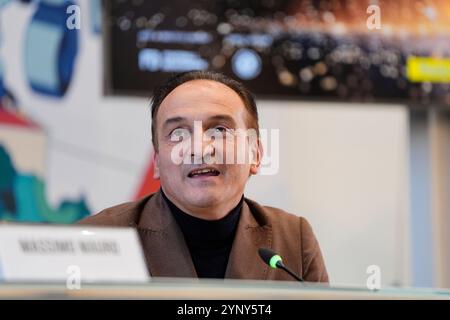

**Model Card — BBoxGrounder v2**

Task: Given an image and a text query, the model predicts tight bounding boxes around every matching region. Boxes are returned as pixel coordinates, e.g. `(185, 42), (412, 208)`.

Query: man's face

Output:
(153, 80), (261, 217)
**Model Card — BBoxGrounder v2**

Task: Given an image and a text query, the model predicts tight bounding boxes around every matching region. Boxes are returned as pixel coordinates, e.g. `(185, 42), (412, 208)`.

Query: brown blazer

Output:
(78, 190), (329, 282)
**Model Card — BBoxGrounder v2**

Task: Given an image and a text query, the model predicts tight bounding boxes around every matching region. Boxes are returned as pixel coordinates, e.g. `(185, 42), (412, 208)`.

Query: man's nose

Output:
(190, 127), (214, 163)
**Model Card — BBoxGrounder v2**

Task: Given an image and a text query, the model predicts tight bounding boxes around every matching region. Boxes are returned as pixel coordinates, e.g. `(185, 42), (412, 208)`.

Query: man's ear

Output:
(153, 150), (160, 179)
(249, 138), (263, 175)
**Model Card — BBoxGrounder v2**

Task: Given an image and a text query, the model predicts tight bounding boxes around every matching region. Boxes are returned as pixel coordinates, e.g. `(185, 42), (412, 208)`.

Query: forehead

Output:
(157, 80), (247, 123)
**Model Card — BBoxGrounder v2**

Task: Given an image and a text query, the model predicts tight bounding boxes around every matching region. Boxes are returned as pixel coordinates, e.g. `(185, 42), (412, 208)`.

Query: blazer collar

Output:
(135, 190), (272, 279)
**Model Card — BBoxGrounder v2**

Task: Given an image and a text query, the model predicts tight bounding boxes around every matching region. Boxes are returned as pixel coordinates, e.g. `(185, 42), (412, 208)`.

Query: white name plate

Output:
(0, 224), (150, 284)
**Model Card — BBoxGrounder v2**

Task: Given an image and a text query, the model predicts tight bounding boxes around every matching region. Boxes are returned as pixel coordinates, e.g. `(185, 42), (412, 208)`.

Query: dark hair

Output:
(150, 70), (259, 151)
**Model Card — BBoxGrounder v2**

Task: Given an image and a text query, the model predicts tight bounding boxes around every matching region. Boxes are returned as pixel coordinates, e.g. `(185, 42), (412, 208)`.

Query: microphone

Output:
(258, 248), (304, 282)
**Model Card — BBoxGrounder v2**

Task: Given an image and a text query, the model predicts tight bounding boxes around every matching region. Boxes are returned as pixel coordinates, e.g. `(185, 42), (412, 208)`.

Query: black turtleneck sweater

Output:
(161, 190), (243, 279)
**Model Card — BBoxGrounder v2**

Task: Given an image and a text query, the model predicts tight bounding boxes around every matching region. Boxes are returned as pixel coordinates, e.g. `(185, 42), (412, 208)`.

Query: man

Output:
(79, 71), (328, 282)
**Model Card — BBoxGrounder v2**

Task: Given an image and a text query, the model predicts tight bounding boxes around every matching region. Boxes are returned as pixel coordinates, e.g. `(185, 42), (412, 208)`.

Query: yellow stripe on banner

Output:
(407, 56), (450, 83)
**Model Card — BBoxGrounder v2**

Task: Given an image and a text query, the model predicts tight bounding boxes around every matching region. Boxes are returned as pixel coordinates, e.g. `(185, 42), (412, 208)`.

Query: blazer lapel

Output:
(225, 200), (272, 280)
(135, 191), (197, 278)
(132, 192), (272, 280)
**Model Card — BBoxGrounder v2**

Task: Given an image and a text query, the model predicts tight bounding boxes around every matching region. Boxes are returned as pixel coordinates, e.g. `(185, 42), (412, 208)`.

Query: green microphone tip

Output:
(269, 254), (282, 269)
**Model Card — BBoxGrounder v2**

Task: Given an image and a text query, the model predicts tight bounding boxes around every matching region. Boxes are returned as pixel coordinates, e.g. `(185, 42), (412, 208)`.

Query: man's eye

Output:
(214, 126), (227, 133)
(170, 128), (187, 141)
